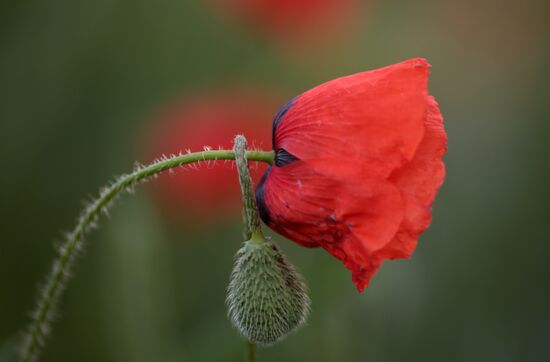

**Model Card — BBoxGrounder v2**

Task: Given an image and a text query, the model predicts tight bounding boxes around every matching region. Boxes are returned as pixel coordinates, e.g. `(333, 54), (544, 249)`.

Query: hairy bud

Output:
(227, 237), (310, 345)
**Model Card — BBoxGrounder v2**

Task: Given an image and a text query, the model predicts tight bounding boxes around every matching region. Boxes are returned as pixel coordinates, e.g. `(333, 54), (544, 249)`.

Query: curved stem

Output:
(21, 149), (274, 362)
(234, 136), (264, 241)
(234, 136), (261, 361)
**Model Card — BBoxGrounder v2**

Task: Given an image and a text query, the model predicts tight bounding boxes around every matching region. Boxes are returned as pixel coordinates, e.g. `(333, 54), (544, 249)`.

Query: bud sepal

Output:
(227, 235), (310, 345)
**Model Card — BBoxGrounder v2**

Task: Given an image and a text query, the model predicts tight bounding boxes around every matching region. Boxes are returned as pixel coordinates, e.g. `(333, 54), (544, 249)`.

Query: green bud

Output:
(227, 237), (310, 345)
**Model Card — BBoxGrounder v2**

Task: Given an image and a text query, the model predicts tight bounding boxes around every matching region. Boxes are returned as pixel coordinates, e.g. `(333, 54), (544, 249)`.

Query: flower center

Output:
(275, 148), (299, 167)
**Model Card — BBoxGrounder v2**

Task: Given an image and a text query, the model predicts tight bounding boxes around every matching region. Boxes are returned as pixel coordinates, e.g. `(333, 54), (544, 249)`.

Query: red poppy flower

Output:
(209, 0), (360, 45)
(143, 90), (273, 221)
(256, 58), (447, 292)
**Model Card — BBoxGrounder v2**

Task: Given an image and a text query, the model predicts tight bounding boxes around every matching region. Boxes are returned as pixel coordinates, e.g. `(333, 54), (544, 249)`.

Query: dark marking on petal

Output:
(255, 166), (272, 225)
(275, 148), (299, 167)
(272, 97), (296, 148)
(316, 215), (351, 243)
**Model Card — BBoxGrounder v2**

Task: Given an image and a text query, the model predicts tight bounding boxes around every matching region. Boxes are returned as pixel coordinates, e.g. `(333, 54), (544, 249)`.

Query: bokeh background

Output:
(1, 0), (549, 361)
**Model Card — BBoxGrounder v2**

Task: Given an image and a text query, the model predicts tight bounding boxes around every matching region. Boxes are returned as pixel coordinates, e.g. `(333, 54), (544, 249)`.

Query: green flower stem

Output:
(233, 135), (263, 361)
(246, 341), (257, 362)
(234, 136), (264, 241)
(21, 148), (274, 362)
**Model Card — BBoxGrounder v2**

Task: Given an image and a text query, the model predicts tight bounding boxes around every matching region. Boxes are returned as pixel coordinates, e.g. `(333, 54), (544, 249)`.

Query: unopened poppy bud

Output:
(227, 236), (310, 345)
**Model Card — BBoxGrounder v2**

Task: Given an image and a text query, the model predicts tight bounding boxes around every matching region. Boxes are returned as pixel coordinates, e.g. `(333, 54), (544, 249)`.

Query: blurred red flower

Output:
(209, 0), (360, 45)
(144, 90), (274, 221)
(256, 58), (448, 292)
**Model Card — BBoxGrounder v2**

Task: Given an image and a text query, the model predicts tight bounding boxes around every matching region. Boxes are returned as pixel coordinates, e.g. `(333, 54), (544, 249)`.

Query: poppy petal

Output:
(144, 90), (272, 221)
(257, 160), (405, 291)
(274, 58), (430, 178)
(380, 97), (448, 260)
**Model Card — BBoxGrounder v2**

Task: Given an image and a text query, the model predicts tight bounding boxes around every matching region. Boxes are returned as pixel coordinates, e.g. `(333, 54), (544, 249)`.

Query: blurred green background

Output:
(1, 0), (549, 361)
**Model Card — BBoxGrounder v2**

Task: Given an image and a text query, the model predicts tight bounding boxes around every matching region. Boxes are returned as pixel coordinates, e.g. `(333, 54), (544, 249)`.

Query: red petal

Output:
(210, 0), (359, 45)
(144, 91), (273, 220)
(275, 58), (430, 178)
(380, 96), (448, 260)
(261, 160), (404, 291)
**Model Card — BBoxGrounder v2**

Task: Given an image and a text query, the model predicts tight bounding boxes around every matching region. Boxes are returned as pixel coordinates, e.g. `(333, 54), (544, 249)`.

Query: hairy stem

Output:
(234, 135), (263, 360)
(234, 136), (264, 241)
(21, 149), (274, 362)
